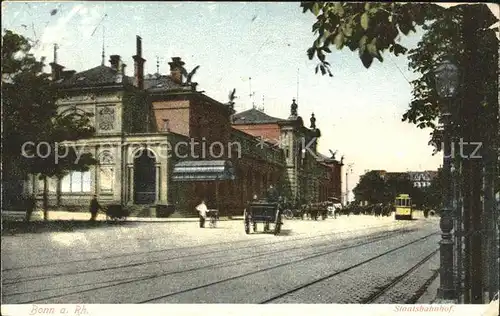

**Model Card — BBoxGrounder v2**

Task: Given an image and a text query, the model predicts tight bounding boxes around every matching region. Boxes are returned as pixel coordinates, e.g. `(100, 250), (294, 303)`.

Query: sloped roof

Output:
(56, 65), (132, 87)
(232, 108), (283, 125)
(144, 74), (192, 92)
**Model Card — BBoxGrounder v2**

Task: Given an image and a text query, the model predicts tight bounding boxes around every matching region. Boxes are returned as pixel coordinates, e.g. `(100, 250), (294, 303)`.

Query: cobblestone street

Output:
(2, 214), (441, 304)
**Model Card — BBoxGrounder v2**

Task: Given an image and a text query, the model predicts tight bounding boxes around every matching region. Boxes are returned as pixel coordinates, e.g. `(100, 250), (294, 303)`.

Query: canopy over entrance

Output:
(328, 196), (341, 203)
(172, 160), (236, 182)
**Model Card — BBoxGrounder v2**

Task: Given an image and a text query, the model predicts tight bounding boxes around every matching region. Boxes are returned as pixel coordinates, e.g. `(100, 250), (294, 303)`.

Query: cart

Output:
(243, 200), (282, 235)
(206, 209), (219, 228)
(105, 204), (129, 221)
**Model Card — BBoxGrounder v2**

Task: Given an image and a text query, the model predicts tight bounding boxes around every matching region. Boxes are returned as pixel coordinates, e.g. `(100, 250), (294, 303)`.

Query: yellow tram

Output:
(394, 194), (413, 220)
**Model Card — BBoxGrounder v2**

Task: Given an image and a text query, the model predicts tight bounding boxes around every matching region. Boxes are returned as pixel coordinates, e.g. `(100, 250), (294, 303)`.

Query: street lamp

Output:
(434, 58), (460, 301)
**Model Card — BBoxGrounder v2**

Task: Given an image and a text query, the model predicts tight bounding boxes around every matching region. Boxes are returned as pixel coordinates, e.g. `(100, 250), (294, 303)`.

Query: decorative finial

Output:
(310, 112), (316, 129)
(290, 99), (298, 117)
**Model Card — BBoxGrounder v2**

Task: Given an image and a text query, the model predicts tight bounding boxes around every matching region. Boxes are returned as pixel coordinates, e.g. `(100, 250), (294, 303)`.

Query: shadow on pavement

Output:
(1, 220), (142, 235)
(250, 229), (293, 236)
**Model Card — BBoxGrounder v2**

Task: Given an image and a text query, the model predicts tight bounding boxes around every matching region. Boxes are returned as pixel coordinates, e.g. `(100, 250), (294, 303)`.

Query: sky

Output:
(2, 2), (498, 201)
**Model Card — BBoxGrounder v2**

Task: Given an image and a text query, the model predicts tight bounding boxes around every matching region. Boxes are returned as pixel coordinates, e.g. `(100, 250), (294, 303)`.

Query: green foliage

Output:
(403, 5), (499, 150)
(2, 30), (97, 216)
(301, 3), (499, 156)
(353, 171), (388, 204)
(353, 170), (438, 209)
(301, 2), (444, 73)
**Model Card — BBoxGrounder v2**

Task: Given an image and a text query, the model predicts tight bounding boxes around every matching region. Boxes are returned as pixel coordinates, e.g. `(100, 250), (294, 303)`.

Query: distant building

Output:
(367, 170), (438, 188)
(407, 171), (438, 188)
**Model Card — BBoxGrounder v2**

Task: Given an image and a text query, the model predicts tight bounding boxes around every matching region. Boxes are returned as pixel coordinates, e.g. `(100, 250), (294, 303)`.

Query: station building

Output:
(25, 36), (343, 216)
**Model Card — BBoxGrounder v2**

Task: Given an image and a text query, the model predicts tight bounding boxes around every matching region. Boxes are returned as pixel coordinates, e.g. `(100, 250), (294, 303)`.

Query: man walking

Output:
(196, 199), (208, 228)
(25, 194), (36, 222)
(89, 195), (102, 221)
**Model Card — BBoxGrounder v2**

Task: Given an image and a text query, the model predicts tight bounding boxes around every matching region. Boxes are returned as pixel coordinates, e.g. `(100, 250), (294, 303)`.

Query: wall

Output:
(232, 123), (281, 143)
(152, 99), (190, 136)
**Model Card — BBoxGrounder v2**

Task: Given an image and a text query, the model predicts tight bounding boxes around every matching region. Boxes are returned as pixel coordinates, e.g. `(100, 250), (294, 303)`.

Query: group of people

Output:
(342, 202), (394, 217)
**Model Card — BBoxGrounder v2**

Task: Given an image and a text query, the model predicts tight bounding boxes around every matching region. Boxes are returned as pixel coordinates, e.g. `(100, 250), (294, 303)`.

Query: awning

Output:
(172, 160), (236, 182)
(328, 196), (341, 203)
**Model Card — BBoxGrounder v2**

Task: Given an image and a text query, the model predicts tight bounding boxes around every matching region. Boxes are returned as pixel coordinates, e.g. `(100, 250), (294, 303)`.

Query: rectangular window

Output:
(61, 171), (91, 193)
(61, 175), (71, 192)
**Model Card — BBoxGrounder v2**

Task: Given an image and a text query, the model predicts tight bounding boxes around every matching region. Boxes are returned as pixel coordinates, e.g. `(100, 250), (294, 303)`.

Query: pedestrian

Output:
(89, 195), (102, 221)
(266, 184), (279, 202)
(25, 193), (36, 222)
(196, 199), (208, 228)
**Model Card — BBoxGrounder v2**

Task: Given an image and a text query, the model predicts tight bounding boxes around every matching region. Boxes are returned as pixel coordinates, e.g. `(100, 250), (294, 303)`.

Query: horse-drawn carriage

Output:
(105, 204), (130, 221)
(244, 200), (283, 235)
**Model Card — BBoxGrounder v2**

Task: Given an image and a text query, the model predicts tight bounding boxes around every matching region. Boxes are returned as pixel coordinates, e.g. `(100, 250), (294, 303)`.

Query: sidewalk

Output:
(1, 210), (245, 222)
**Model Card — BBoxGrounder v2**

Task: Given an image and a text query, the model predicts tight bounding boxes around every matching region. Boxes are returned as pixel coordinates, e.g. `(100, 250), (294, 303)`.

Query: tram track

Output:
(140, 232), (438, 303)
(3, 223), (415, 284)
(360, 248), (439, 303)
(3, 220), (410, 273)
(8, 227), (415, 303)
(259, 232), (438, 304)
(404, 268), (440, 304)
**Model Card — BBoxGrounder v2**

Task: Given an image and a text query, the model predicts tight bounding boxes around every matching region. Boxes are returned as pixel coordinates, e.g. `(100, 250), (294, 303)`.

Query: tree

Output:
(385, 175), (413, 202)
(353, 171), (388, 204)
(301, 5), (498, 300)
(2, 30), (96, 221)
(300, 2), (444, 74)
(300, 3), (498, 145)
(421, 169), (443, 211)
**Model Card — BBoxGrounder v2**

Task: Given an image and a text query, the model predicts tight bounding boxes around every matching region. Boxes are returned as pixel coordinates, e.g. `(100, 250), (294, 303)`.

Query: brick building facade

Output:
(24, 36), (343, 216)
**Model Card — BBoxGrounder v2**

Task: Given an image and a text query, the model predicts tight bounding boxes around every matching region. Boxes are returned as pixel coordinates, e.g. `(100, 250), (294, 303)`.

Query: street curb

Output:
(1, 212), (246, 223)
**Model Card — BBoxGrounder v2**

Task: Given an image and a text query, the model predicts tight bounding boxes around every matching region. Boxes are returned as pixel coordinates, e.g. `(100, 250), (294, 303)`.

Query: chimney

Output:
(62, 70), (76, 80)
(121, 63), (127, 76)
(49, 62), (64, 81)
(109, 55), (121, 71)
(49, 43), (64, 81)
(168, 57), (185, 84)
(133, 35), (146, 90)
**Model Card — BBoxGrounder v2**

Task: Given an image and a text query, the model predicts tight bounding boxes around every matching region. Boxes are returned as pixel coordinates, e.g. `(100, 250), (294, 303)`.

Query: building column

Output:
(155, 163), (161, 203)
(127, 164), (134, 204)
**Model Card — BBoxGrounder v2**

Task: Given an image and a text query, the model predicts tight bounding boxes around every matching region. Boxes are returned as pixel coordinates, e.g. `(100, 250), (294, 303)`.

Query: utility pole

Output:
(345, 163), (354, 205)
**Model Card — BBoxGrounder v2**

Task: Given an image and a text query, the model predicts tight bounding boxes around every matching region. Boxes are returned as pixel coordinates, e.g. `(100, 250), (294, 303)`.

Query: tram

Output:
(394, 193), (413, 220)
